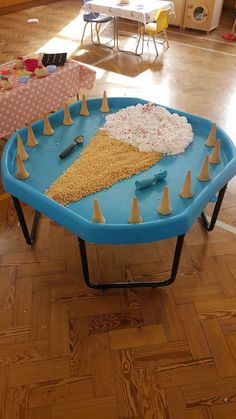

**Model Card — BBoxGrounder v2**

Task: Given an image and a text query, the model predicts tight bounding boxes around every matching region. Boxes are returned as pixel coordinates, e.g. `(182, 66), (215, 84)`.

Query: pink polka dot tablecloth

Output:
(0, 60), (96, 138)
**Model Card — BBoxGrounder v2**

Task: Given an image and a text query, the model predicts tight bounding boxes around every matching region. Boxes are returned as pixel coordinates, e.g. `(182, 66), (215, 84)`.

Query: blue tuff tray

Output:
(2, 97), (236, 244)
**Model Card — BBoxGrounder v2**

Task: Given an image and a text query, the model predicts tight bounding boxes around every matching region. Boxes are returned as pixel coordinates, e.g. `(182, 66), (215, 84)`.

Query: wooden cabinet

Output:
(0, 0), (33, 7)
(0, 0), (55, 14)
(169, 0), (187, 26)
(168, 0), (224, 31)
(183, 0), (225, 31)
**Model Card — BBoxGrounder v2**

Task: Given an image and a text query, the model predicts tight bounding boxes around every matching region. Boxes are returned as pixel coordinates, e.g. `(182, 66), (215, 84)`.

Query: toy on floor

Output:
(221, 14), (236, 41)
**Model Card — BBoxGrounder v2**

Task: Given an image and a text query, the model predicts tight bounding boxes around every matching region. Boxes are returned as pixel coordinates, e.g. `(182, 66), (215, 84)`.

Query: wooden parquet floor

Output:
(0, 1), (236, 418)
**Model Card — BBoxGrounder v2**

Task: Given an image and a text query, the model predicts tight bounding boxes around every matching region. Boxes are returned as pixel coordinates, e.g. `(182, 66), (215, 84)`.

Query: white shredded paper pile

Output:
(104, 103), (194, 155)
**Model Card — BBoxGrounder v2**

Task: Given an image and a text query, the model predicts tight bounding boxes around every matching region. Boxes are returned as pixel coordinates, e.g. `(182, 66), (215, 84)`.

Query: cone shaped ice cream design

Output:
(205, 123), (216, 147)
(197, 155), (211, 181)
(209, 140), (221, 164)
(63, 103), (73, 125)
(158, 186), (172, 215)
(128, 196), (143, 224)
(180, 171), (194, 198)
(45, 131), (161, 205)
(27, 124), (38, 147)
(100, 91), (109, 113)
(80, 94), (89, 116)
(17, 134), (28, 160)
(92, 198), (105, 223)
(16, 154), (29, 180)
(43, 113), (54, 135)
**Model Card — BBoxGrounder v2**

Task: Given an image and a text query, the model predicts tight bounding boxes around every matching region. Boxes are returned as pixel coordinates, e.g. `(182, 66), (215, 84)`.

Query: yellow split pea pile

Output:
(45, 130), (162, 205)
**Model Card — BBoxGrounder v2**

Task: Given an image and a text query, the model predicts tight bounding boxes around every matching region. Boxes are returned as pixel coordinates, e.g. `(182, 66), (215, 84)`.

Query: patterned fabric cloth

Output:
(82, 0), (174, 25)
(0, 60), (96, 138)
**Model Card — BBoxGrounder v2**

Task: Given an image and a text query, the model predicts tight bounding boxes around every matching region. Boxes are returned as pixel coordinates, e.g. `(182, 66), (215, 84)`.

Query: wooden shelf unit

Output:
(169, 0), (225, 32)
(0, 0), (57, 15)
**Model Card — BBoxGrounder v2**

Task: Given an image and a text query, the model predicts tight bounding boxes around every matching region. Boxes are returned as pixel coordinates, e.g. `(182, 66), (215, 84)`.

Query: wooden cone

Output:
(63, 103), (73, 125)
(17, 134), (28, 160)
(128, 196), (143, 223)
(43, 113), (54, 135)
(27, 124), (38, 147)
(209, 140), (221, 164)
(80, 94), (89, 116)
(197, 155), (211, 181)
(205, 123), (216, 147)
(100, 91), (109, 113)
(16, 154), (29, 180)
(158, 186), (172, 215)
(92, 198), (105, 223)
(180, 170), (194, 198)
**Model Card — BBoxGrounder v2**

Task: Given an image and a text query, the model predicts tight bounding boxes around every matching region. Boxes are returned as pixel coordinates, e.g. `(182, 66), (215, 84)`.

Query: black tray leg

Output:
(78, 234), (185, 290)
(12, 196), (41, 245)
(200, 184), (227, 231)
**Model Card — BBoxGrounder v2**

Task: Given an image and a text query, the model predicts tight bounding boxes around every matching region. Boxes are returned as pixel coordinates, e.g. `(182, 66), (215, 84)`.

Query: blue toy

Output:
(19, 76), (30, 84)
(135, 170), (167, 190)
(46, 65), (57, 74)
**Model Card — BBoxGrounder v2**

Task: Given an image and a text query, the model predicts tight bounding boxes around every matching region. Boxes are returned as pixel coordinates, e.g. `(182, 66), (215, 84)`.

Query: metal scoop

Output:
(59, 135), (84, 159)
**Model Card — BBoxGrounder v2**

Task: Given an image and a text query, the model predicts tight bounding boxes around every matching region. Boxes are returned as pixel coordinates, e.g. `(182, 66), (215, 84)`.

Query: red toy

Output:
(221, 13), (236, 41)
(24, 58), (38, 72)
